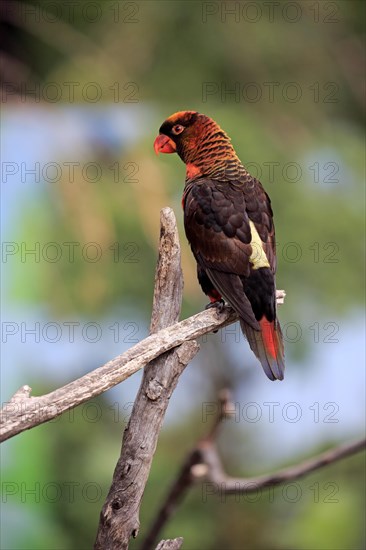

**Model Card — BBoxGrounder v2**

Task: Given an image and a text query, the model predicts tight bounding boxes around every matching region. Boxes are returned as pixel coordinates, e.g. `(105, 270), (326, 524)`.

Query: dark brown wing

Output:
(183, 177), (276, 329)
(242, 175), (277, 273)
(184, 179), (252, 274)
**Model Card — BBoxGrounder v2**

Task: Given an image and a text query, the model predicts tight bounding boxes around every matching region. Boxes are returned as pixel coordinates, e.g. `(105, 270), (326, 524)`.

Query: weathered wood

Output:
(155, 538), (184, 550)
(1, 289), (286, 442)
(94, 208), (196, 549)
(0, 304), (234, 442)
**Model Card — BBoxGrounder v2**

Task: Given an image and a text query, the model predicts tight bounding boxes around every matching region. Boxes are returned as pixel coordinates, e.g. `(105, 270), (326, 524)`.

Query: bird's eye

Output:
(172, 124), (184, 135)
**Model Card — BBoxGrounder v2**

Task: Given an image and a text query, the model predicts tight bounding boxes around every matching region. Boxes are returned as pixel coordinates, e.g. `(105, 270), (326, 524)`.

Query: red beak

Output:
(154, 134), (177, 155)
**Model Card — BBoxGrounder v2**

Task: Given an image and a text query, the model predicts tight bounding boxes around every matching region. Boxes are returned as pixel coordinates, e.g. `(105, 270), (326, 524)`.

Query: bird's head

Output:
(154, 111), (237, 179)
(154, 111), (202, 158)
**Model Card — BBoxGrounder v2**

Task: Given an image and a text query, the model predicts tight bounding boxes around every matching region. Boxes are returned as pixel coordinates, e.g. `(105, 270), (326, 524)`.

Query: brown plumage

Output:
(154, 111), (285, 381)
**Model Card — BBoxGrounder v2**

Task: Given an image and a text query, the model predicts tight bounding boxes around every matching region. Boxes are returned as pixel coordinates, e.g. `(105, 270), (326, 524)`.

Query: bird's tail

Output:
(240, 317), (285, 381)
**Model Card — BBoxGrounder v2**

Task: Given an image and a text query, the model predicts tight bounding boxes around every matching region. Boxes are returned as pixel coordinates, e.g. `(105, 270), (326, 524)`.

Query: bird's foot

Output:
(205, 298), (225, 313)
(205, 299), (226, 333)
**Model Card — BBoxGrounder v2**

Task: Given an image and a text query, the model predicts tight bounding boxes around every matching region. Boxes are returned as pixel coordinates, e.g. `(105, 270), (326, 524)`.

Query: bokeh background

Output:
(1, 1), (365, 548)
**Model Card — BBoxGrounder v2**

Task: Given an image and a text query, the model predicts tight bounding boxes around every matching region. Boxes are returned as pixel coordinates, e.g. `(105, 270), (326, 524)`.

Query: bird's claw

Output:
(205, 299), (226, 333)
(205, 299), (226, 314)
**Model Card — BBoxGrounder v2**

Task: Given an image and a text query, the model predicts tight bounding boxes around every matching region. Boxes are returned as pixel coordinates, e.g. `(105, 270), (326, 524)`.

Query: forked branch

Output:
(142, 391), (366, 549)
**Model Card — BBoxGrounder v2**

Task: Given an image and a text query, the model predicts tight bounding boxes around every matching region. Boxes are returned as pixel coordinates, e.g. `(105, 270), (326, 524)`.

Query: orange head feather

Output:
(154, 111), (240, 180)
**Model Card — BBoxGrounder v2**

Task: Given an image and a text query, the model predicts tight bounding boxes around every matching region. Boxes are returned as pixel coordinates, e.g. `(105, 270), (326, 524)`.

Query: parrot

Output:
(154, 111), (285, 381)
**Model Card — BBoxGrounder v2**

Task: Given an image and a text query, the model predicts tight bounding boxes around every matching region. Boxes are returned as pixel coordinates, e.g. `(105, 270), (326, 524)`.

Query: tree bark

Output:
(155, 538), (184, 550)
(94, 208), (198, 549)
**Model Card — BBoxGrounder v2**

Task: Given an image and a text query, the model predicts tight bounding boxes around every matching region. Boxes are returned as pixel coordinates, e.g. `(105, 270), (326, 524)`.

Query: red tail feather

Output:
(240, 317), (285, 381)
(260, 318), (278, 359)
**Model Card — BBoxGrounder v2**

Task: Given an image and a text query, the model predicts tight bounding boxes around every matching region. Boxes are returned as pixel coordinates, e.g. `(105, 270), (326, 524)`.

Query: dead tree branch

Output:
(198, 437), (366, 491)
(94, 207), (198, 548)
(0, 290), (285, 443)
(1, 310), (231, 443)
(155, 539), (183, 550)
(1, 279), (285, 441)
(142, 391), (366, 549)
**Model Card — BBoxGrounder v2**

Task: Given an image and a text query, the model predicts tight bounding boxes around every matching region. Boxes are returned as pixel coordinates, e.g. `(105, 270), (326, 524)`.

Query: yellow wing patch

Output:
(249, 221), (270, 270)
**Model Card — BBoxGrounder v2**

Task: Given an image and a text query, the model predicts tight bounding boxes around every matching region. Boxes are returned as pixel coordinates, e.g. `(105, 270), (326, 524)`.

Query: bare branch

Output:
(198, 437), (366, 492)
(2, 308), (286, 443)
(1, 290), (286, 443)
(155, 538), (184, 550)
(142, 391), (365, 547)
(94, 208), (198, 549)
(0, 306), (231, 443)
